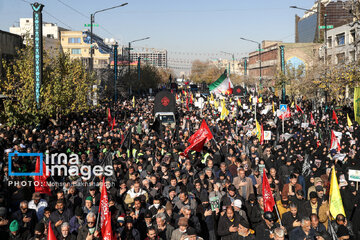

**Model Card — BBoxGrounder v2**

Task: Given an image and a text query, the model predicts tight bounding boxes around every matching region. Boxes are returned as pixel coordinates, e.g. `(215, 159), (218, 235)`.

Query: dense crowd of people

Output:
(0, 90), (359, 240)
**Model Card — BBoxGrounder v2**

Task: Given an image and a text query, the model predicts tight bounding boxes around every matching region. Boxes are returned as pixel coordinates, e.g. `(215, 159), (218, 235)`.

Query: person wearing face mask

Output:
(149, 195), (165, 216)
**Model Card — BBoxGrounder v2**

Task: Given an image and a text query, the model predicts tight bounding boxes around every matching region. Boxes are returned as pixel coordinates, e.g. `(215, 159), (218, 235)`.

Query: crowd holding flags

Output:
(98, 178), (113, 240)
(34, 156), (51, 196)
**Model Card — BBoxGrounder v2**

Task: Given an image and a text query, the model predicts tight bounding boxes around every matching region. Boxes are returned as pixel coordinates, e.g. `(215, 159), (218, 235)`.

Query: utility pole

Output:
(324, 13), (328, 104)
(114, 42), (118, 103)
(258, 43), (262, 91)
(128, 42), (131, 94)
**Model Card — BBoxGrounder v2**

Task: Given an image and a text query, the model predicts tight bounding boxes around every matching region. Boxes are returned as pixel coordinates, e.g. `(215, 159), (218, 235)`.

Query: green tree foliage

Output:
(0, 46), (95, 125)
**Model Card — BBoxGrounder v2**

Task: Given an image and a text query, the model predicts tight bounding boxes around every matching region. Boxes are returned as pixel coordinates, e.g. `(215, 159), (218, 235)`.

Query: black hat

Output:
(309, 191), (318, 199)
(315, 186), (324, 192)
(263, 211), (275, 221)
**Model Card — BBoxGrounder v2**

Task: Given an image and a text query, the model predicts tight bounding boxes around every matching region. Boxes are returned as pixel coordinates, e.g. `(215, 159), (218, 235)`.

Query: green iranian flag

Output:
(209, 72), (233, 95)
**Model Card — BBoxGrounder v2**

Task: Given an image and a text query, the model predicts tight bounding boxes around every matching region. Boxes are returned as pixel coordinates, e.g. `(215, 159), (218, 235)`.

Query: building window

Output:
(350, 30), (355, 43)
(327, 37), (332, 48)
(336, 33), (345, 46)
(68, 38), (81, 44)
(71, 48), (81, 54)
(350, 51), (356, 62)
(336, 53), (345, 64)
(47, 34), (54, 38)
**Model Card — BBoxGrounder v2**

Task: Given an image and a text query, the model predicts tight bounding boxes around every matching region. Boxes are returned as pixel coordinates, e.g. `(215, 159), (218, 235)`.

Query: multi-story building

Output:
(9, 18), (67, 52)
(320, 22), (359, 64)
(0, 30), (23, 75)
(10, 18), (68, 40)
(295, 0), (353, 43)
(247, 40), (321, 85)
(129, 48), (167, 68)
(60, 30), (112, 69)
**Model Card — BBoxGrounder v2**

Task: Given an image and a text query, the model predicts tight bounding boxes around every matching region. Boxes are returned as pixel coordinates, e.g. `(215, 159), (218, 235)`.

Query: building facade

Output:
(247, 40), (321, 85)
(60, 30), (112, 69)
(209, 58), (244, 75)
(0, 30), (23, 76)
(129, 48), (167, 68)
(320, 22), (359, 64)
(295, 0), (353, 43)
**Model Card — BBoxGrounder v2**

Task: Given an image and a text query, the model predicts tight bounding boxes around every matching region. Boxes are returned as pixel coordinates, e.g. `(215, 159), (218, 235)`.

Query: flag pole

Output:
(274, 203), (282, 227)
(95, 177), (104, 232)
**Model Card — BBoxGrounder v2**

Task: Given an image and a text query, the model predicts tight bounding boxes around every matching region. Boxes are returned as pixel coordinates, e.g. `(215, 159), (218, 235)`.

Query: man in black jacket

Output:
(49, 200), (73, 236)
(217, 206), (244, 240)
(281, 203), (300, 234)
(76, 212), (100, 240)
(11, 201), (37, 236)
(255, 212), (281, 240)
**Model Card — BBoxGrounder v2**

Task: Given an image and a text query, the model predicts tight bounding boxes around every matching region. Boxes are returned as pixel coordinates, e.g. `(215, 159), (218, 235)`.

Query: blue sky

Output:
(0, 0), (316, 69)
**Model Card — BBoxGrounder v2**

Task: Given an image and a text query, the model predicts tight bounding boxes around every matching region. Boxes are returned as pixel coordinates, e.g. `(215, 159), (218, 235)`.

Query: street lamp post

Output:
(240, 38), (262, 91)
(90, 3), (128, 72)
(290, 6), (329, 103)
(127, 37), (150, 94)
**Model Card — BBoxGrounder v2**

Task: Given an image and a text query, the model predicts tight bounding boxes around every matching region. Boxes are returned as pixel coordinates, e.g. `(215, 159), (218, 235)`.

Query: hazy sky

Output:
(0, 0), (317, 70)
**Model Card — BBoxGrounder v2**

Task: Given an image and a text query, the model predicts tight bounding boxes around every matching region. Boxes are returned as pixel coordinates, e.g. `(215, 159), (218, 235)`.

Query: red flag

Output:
(190, 95), (193, 105)
(182, 137), (207, 157)
(279, 107), (291, 120)
(332, 110), (338, 124)
(186, 98), (189, 111)
(262, 169), (275, 212)
(34, 157), (51, 196)
(107, 108), (112, 127)
(296, 104), (304, 114)
(111, 117), (115, 131)
(47, 221), (57, 240)
(183, 120), (214, 157)
(310, 113), (316, 125)
(260, 124), (264, 145)
(330, 130), (341, 152)
(100, 178), (113, 240)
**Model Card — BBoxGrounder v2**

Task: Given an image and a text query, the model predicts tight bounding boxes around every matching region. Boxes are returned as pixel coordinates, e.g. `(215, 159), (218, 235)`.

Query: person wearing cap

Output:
(11, 200), (37, 235)
(171, 217), (189, 240)
(289, 217), (316, 240)
(83, 196), (98, 215)
(9, 219), (25, 240)
(69, 207), (85, 235)
(28, 193), (48, 221)
(306, 177), (325, 200)
(233, 199), (248, 225)
(255, 211), (281, 240)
